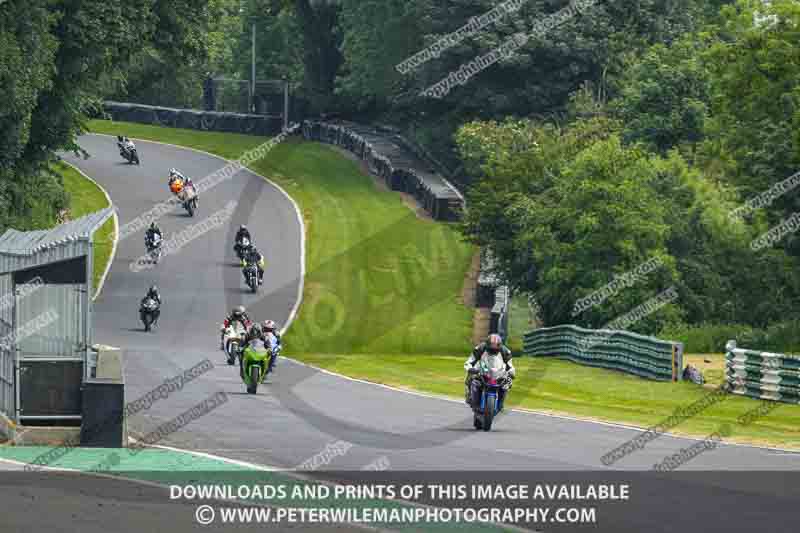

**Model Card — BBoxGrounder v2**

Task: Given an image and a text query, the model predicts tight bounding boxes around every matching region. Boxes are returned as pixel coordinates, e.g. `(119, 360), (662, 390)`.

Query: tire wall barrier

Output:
(523, 324), (684, 382)
(302, 120), (464, 222)
(725, 340), (800, 404)
(101, 101), (284, 136)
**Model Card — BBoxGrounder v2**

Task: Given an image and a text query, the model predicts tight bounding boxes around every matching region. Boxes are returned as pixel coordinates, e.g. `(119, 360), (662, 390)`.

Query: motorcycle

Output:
(140, 298), (160, 332)
(234, 236), (252, 265)
(243, 262), (259, 293)
(117, 137), (140, 165)
(145, 233), (163, 264)
(240, 337), (275, 394)
(178, 182), (198, 217)
(470, 353), (509, 431)
(221, 320), (249, 366)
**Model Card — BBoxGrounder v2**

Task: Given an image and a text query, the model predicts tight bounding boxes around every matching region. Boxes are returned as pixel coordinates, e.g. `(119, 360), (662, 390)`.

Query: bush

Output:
(660, 321), (800, 354)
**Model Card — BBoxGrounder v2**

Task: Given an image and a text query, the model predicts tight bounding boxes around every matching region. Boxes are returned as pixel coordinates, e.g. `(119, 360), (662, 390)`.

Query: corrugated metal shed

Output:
(0, 208), (114, 275)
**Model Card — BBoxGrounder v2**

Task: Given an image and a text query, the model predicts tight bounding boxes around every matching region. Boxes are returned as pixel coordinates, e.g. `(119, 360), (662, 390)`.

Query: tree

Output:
(612, 34), (713, 154)
(699, 0), (800, 236)
(0, 0), (211, 233)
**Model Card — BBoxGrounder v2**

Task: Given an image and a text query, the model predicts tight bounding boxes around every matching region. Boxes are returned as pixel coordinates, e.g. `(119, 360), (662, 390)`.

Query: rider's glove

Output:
(467, 366), (479, 374)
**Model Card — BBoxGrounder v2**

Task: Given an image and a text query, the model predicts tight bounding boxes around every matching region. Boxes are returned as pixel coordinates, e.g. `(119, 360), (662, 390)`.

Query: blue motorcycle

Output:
(472, 354), (509, 431)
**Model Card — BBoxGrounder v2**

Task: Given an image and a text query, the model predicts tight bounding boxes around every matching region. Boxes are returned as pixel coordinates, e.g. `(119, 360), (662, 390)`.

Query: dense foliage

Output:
(0, 0), (210, 234)
(457, 0), (800, 338)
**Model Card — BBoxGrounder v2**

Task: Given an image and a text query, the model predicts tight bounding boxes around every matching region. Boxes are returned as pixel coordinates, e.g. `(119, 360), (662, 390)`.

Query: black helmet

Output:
(239, 225), (247, 232)
(149, 285), (158, 293)
(232, 305), (245, 317)
(150, 222), (158, 230)
(249, 324), (263, 338)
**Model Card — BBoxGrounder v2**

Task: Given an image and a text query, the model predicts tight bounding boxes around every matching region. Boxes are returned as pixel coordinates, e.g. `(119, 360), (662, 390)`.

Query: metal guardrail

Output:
(490, 286), (509, 341)
(523, 324), (683, 382)
(725, 340), (800, 404)
(102, 101), (284, 136)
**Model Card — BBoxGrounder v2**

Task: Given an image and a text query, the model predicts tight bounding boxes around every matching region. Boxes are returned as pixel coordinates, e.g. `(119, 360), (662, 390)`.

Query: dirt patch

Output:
(326, 145), (433, 221)
(472, 307), (492, 345)
(461, 251), (491, 344)
(461, 251), (480, 307)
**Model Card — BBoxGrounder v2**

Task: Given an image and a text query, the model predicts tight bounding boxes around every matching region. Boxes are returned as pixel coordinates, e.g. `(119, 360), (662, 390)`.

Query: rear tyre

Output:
(226, 342), (236, 365)
(473, 416), (482, 430)
(483, 395), (496, 432)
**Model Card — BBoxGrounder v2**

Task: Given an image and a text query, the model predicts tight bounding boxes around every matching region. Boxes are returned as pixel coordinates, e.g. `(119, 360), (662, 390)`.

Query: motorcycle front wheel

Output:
(247, 366), (260, 394)
(483, 395), (496, 431)
(226, 342), (237, 365)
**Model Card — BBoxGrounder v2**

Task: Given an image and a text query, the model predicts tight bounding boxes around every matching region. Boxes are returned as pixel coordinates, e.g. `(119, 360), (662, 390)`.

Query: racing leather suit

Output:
(464, 342), (515, 408)
(243, 249), (265, 284)
(145, 228), (162, 249)
(263, 331), (281, 374)
(145, 288), (162, 306)
(220, 312), (251, 349)
(140, 294), (161, 324)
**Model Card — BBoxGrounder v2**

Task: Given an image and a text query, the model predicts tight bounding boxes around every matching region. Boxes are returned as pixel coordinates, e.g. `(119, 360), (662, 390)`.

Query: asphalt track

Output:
(60, 134), (800, 474)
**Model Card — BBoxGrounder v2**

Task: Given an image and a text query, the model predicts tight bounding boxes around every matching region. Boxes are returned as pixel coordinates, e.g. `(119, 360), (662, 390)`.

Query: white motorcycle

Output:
(221, 320), (249, 366)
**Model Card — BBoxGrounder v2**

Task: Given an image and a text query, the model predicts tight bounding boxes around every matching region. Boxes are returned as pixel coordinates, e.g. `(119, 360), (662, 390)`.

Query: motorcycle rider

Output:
(235, 225), (251, 243)
(145, 284), (162, 306)
(242, 246), (266, 285)
(168, 168), (186, 185)
(234, 225), (252, 260)
(262, 320), (281, 373)
(464, 333), (515, 408)
(140, 285), (162, 325)
(220, 305), (251, 349)
(145, 222), (162, 251)
(240, 323), (269, 377)
(117, 135), (135, 155)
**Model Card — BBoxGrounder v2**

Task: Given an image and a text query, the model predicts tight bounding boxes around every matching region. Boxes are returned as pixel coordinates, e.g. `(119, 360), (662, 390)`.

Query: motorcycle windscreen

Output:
(480, 353), (506, 382)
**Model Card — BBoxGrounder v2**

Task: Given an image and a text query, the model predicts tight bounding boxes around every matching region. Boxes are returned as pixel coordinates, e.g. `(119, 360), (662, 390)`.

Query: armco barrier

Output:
(725, 340), (800, 404)
(490, 286), (509, 340)
(302, 120), (464, 221)
(101, 101), (284, 136)
(523, 324), (683, 381)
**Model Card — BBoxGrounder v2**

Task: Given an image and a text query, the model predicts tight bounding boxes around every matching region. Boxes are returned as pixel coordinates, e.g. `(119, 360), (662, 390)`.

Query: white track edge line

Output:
(87, 132), (305, 335)
(60, 160), (119, 302)
(283, 357), (800, 456)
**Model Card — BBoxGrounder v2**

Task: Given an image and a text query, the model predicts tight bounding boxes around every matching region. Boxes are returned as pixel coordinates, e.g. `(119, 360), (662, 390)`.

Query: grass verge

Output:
(85, 120), (799, 450)
(57, 161), (115, 296)
(298, 352), (800, 449)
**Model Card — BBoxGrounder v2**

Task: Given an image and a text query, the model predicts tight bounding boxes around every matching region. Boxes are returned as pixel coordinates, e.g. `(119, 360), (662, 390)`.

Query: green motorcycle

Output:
(240, 341), (271, 394)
